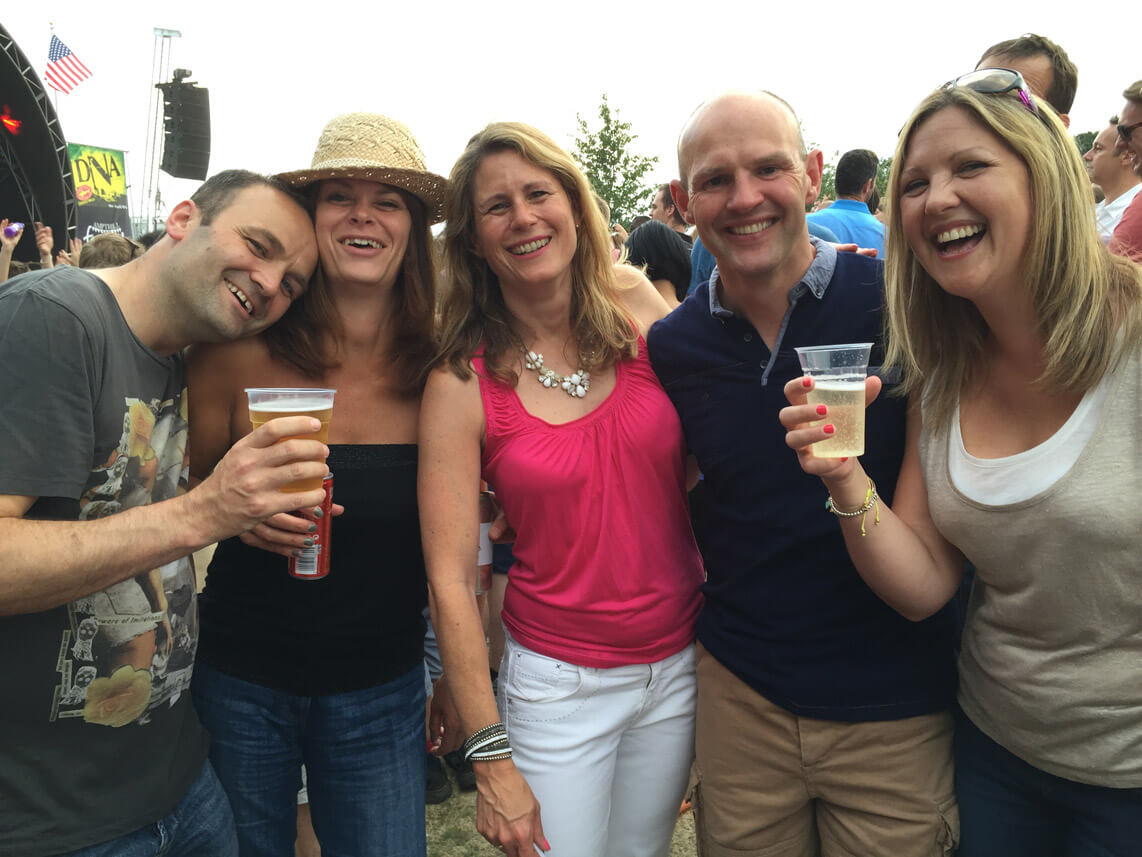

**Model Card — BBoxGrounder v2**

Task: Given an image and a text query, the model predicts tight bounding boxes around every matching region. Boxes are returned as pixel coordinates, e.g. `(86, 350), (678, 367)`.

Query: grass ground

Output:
(426, 772), (697, 857)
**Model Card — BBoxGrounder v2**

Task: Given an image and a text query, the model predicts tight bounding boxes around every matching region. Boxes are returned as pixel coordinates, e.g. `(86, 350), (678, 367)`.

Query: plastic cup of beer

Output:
(245, 388), (336, 492)
(793, 343), (872, 458)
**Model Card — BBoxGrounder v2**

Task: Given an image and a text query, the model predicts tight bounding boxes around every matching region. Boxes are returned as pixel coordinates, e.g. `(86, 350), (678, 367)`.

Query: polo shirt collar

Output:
(708, 235), (837, 319)
(827, 198), (870, 213)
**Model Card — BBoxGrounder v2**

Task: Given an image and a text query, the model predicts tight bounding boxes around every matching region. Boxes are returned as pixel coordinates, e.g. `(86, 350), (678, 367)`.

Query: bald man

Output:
(648, 92), (958, 857)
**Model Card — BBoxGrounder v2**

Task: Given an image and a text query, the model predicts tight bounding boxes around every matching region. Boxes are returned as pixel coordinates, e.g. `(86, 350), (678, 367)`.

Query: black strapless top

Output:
(196, 445), (427, 695)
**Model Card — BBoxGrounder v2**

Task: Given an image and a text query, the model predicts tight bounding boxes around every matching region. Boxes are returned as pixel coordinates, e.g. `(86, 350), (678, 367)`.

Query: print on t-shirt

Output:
(49, 392), (197, 727)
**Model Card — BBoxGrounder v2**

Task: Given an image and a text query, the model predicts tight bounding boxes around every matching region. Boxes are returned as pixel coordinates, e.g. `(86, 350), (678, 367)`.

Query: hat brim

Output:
(275, 165), (448, 224)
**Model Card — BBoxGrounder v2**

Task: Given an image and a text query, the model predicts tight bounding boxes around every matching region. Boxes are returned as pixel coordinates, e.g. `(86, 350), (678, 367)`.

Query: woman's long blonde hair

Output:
(435, 122), (637, 384)
(885, 84), (1142, 430)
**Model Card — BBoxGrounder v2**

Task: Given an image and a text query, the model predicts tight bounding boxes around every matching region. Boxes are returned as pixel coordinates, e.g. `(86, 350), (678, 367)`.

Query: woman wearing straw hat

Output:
(420, 122), (704, 857)
(187, 113), (447, 857)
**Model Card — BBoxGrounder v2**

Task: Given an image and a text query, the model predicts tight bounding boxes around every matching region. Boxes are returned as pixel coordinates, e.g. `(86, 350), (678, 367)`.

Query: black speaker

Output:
(159, 82), (210, 180)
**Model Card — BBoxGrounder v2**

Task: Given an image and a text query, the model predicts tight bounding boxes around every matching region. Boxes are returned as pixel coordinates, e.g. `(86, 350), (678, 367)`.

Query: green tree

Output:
(875, 156), (893, 197)
(1073, 130), (1096, 155)
(571, 94), (658, 227)
(817, 150), (839, 203)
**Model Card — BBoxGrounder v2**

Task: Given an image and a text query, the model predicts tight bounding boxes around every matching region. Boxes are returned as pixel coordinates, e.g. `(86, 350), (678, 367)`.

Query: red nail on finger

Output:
(816, 404), (827, 415)
(823, 424), (835, 435)
(801, 378), (812, 388)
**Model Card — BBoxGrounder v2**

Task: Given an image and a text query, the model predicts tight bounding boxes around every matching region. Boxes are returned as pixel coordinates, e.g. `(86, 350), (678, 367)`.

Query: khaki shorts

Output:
(692, 644), (958, 857)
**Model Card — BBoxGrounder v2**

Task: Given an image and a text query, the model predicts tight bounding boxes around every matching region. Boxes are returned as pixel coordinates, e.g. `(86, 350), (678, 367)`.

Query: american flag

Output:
(44, 35), (92, 94)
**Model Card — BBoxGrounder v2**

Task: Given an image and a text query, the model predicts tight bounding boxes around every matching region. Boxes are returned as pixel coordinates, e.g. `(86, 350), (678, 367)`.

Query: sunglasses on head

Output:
(943, 68), (1039, 117)
(1118, 120), (1142, 143)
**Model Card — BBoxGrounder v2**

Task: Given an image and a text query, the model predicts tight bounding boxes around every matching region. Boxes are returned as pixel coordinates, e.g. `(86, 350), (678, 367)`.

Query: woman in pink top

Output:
(420, 123), (704, 857)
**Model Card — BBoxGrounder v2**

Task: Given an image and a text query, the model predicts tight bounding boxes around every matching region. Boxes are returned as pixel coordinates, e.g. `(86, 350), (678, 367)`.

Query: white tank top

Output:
(948, 374), (1113, 504)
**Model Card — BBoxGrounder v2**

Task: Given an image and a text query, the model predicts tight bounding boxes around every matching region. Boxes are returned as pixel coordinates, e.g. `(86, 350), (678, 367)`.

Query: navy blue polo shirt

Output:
(648, 240), (955, 722)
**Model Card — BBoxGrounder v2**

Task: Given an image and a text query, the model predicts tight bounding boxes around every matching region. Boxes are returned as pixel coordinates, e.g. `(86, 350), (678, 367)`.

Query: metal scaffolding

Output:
(135, 27), (180, 235)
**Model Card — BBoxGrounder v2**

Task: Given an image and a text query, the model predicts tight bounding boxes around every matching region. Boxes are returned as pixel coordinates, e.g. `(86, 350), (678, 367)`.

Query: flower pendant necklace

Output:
(523, 349), (591, 398)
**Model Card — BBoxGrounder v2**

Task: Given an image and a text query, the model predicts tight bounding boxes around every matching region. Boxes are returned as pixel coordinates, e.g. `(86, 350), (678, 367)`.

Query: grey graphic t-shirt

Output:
(0, 268), (208, 856)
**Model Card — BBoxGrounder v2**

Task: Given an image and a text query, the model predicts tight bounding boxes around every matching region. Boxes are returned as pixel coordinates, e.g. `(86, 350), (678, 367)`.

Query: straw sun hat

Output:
(277, 113), (448, 224)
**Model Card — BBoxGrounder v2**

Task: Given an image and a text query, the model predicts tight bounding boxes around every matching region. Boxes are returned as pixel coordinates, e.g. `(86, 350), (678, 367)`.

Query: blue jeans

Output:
(956, 711), (1142, 857)
(59, 761), (238, 857)
(191, 662), (426, 857)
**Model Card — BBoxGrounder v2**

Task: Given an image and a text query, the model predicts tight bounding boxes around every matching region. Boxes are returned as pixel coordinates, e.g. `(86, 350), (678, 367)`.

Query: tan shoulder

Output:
(613, 264), (671, 335)
(614, 262), (647, 290)
(421, 363), (486, 443)
(425, 362), (482, 398)
(186, 335), (270, 377)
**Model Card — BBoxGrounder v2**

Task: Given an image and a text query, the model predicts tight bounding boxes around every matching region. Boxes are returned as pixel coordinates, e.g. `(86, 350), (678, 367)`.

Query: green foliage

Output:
(818, 153), (838, 203)
(875, 156), (893, 197)
(571, 94), (659, 227)
(1073, 130), (1096, 155)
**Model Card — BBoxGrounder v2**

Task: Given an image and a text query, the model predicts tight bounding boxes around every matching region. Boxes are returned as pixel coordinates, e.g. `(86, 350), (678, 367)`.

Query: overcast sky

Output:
(3, 5), (1130, 224)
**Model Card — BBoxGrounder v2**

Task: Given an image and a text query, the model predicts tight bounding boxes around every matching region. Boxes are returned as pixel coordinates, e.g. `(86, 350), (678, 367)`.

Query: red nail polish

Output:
(816, 404), (827, 416)
(841, 457), (848, 462)
(823, 424), (835, 435)
(801, 377), (812, 388)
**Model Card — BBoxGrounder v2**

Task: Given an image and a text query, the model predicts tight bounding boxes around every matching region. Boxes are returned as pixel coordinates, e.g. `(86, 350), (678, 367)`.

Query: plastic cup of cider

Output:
(793, 344), (872, 458)
(245, 388), (336, 491)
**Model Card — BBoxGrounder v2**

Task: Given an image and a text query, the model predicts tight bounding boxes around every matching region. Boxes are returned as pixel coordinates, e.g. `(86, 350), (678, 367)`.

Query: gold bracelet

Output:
(825, 478), (880, 537)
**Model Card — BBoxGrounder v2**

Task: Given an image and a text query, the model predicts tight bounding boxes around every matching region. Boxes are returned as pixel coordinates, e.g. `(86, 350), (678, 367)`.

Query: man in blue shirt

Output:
(649, 91), (957, 857)
(807, 148), (885, 256)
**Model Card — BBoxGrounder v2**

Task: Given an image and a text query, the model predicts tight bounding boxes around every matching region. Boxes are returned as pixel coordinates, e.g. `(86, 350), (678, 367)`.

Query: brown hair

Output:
(435, 122), (636, 384)
(78, 233), (143, 268)
(191, 169), (305, 225)
(978, 33), (1077, 115)
(262, 184), (437, 395)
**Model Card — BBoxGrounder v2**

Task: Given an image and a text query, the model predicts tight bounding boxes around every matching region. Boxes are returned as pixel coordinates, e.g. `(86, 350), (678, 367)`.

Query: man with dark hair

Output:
(0, 169), (322, 857)
(977, 33), (1077, 126)
(651, 91), (957, 857)
(1084, 116), (1141, 241)
(807, 149), (885, 255)
(649, 183), (693, 245)
(187, 169), (303, 225)
(1111, 81), (1142, 261)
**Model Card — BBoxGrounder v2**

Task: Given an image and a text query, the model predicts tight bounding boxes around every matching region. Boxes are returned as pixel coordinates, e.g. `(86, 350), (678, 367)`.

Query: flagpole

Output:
(48, 21), (58, 113)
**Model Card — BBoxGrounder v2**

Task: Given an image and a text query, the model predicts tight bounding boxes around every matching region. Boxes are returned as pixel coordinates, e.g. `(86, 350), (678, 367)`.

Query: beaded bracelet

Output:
(466, 734), (509, 758)
(462, 722), (509, 761)
(468, 736), (512, 762)
(470, 748), (513, 762)
(825, 478), (880, 537)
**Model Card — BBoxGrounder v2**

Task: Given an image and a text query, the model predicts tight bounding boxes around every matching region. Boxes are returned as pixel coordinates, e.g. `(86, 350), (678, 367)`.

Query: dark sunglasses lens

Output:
(956, 68), (1021, 95)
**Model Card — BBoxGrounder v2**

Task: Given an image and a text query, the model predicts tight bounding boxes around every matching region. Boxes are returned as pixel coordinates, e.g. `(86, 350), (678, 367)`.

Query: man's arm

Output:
(0, 417), (330, 616)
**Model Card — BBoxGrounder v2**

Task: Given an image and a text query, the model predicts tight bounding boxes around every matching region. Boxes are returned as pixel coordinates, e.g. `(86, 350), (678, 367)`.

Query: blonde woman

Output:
(782, 69), (1142, 856)
(420, 123), (703, 857)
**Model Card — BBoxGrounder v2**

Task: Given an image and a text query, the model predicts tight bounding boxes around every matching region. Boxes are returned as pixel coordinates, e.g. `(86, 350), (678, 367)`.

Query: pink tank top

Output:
(476, 338), (704, 668)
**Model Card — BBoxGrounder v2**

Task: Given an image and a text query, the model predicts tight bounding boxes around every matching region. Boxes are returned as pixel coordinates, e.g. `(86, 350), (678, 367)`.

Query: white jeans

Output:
(498, 634), (696, 857)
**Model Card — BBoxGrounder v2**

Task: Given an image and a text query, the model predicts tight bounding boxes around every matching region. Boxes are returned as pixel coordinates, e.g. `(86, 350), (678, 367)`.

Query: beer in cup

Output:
(793, 344), (872, 458)
(245, 387), (336, 492)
